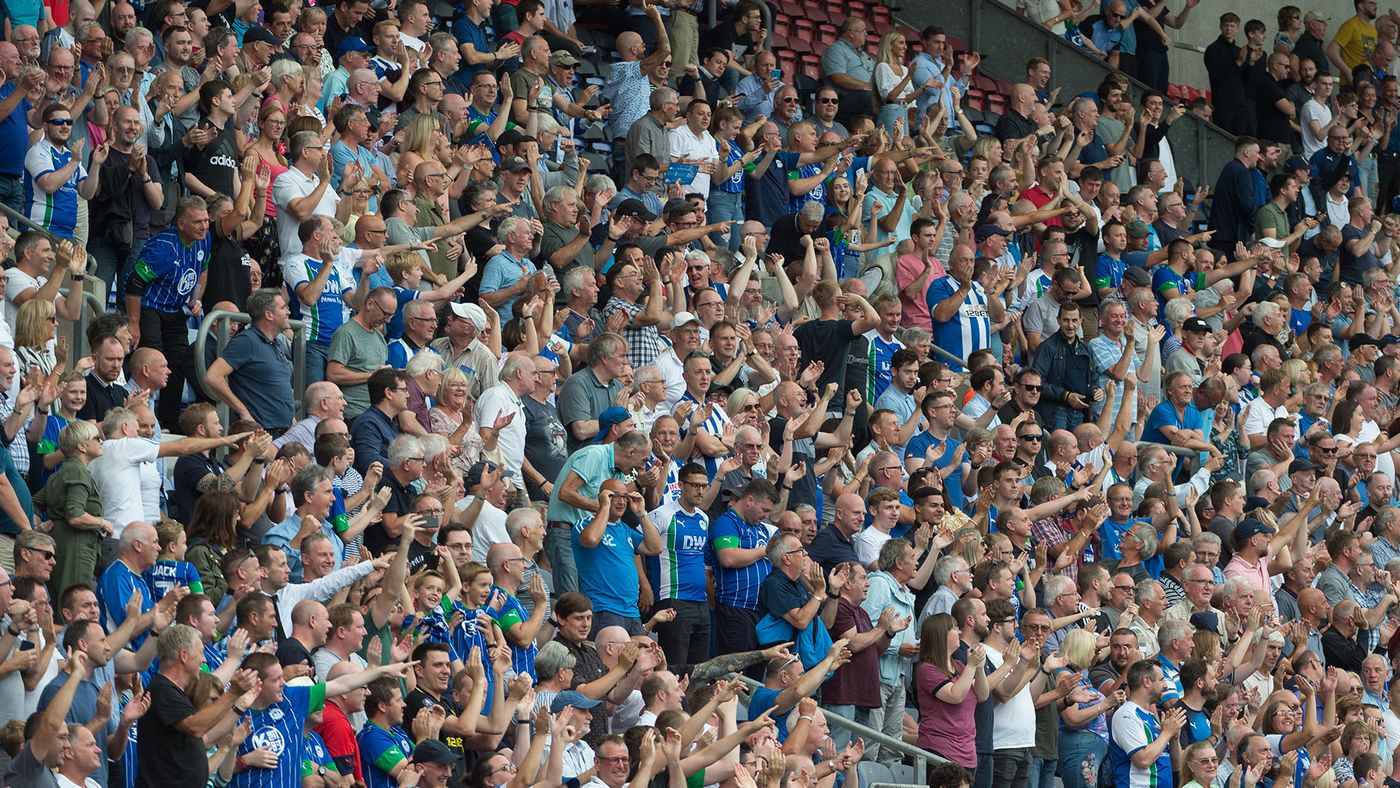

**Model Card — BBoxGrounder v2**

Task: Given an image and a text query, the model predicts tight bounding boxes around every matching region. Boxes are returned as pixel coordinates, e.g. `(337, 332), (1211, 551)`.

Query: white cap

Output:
(671, 311), (700, 329)
(1258, 237), (1287, 249)
(449, 302), (488, 331)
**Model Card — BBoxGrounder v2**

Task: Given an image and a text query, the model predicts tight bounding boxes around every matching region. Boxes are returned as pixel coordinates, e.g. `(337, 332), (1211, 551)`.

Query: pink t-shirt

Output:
(915, 660), (978, 767)
(896, 253), (943, 332)
(1223, 552), (1271, 597)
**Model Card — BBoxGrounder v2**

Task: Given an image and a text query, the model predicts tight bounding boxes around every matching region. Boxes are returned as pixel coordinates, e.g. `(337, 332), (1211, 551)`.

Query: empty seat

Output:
(817, 22), (839, 44)
(772, 13), (792, 37)
(801, 58), (823, 83)
(777, 49), (799, 74)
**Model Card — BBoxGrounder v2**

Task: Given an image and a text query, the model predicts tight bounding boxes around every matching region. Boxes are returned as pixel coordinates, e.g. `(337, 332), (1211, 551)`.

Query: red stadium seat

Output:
(772, 14), (792, 39)
(817, 23), (839, 45)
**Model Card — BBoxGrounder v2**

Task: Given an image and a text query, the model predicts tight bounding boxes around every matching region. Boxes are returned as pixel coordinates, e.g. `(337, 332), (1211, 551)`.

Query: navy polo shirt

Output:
(221, 325), (295, 430)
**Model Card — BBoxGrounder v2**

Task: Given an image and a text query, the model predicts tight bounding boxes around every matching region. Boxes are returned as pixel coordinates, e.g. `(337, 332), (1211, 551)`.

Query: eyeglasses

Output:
(781, 97), (800, 103)
(1020, 384), (1042, 391)
(1113, 584), (1135, 591)
(599, 756), (631, 764)
(27, 548), (56, 561)
(817, 97), (839, 104)
(47, 118), (74, 126)
(785, 547), (808, 556)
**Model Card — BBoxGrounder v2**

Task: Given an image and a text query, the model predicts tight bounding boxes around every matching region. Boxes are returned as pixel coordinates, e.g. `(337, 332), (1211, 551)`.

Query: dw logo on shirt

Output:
(252, 725), (288, 756)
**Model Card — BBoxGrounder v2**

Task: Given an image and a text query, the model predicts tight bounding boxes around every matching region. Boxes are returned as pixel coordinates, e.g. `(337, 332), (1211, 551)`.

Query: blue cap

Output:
(549, 690), (602, 714)
(338, 36), (374, 56)
(595, 406), (631, 443)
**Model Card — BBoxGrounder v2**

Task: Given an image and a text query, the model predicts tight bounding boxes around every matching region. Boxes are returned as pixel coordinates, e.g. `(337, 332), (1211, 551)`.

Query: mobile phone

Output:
(770, 69), (782, 79)
(421, 514), (439, 529)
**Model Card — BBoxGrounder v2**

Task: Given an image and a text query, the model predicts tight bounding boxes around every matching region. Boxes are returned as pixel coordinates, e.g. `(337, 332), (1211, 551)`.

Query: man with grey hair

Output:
(1127, 579), (1167, 659)
(625, 86), (678, 174)
(387, 299), (439, 371)
(141, 624), (258, 785)
(271, 130), (336, 259)
(481, 215), (549, 323)
(275, 381), (348, 451)
(264, 464), (341, 582)
(475, 353), (535, 491)
(560, 263), (606, 360)
(1155, 617), (1195, 703)
(96, 521), (160, 638)
(541, 185), (603, 272)
(863, 538), (920, 765)
(402, 350), (445, 433)
(505, 506), (552, 617)
(920, 554), (971, 623)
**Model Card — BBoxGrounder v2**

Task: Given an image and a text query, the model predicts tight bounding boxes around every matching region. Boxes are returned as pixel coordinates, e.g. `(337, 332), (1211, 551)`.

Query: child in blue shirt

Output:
(142, 520), (204, 602)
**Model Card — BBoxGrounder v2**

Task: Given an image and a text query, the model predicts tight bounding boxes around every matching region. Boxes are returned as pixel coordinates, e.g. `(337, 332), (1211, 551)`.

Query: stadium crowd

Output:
(7, 0), (1400, 786)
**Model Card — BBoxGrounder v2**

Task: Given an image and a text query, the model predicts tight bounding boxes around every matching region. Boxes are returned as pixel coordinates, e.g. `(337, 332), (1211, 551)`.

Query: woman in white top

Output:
(873, 32), (927, 135)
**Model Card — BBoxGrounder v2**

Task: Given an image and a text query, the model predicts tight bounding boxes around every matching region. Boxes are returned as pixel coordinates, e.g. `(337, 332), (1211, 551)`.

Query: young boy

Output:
(143, 519), (205, 602)
(34, 371), (88, 485)
(313, 433), (388, 561)
(384, 250), (477, 341)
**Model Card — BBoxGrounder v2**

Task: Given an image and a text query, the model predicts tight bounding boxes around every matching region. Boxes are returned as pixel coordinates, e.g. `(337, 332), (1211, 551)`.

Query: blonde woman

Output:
(873, 32), (929, 135)
(429, 367), (488, 475)
(396, 115), (450, 199)
(14, 298), (59, 382)
(296, 66), (327, 125)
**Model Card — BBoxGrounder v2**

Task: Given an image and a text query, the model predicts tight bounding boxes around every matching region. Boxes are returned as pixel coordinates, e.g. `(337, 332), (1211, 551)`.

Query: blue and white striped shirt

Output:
(709, 510), (773, 611)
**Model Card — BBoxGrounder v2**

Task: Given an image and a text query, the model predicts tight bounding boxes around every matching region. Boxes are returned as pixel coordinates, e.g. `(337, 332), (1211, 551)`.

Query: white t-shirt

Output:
(1242, 398), (1291, 440)
(3, 268), (43, 331)
(458, 494), (510, 562)
(986, 644), (1036, 749)
(474, 383), (526, 486)
(272, 166), (339, 259)
(90, 436), (161, 532)
(665, 126), (718, 195)
(853, 526), (892, 567)
(1301, 99), (1332, 158)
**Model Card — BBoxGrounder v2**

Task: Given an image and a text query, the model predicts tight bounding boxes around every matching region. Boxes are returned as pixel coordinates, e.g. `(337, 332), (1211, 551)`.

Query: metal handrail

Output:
(0, 202), (99, 362)
(728, 673), (945, 783)
(55, 289), (108, 360)
(193, 310), (309, 427)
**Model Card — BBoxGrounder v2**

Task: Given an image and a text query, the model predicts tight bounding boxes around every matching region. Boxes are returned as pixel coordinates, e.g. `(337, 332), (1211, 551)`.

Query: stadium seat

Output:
(817, 23), (839, 46)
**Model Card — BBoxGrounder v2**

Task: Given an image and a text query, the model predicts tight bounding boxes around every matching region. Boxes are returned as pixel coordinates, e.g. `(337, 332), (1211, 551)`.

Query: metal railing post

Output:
(194, 310), (309, 430)
(0, 203), (101, 363)
(727, 674), (949, 774)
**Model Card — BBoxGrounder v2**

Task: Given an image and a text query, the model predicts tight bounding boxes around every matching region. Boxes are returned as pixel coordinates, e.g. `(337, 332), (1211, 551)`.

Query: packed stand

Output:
(4, 0), (1400, 786)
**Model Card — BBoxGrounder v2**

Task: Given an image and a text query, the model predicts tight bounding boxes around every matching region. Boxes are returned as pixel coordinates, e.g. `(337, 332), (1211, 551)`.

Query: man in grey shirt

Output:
(820, 17), (876, 123)
(625, 87), (679, 176)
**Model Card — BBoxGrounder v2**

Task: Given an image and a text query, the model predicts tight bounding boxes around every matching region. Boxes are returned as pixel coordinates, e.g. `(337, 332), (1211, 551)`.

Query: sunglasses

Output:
(817, 97), (839, 104)
(1019, 434), (1043, 441)
(47, 118), (74, 126)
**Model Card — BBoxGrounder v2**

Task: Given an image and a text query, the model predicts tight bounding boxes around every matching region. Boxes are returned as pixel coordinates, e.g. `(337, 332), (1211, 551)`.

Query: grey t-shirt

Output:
(5, 742), (58, 788)
(522, 395), (570, 501)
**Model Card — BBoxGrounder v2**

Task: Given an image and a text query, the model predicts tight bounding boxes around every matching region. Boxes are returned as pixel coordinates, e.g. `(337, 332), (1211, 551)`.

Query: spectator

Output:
(202, 288), (296, 431)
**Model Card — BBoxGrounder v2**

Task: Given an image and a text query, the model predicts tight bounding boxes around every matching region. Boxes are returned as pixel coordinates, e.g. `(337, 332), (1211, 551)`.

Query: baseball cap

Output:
(974, 224), (1012, 242)
(1351, 333), (1381, 351)
(550, 690), (603, 714)
(662, 198), (694, 216)
(1233, 518), (1277, 545)
(464, 460), (497, 491)
(500, 156), (531, 172)
(1123, 266), (1152, 286)
(1288, 458), (1321, 475)
(1304, 10), (1329, 24)
(1181, 317), (1211, 333)
(449, 302), (487, 331)
(412, 740), (461, 765)
(1243, 495), (1272, 513)
(1189, 611), (1221, 635)
(244, 26), (282, 47)
(595, 406), (632, 442)
(338, 36), (374, 56)
(1124, 218), (1152, 239)
(1258, 236), (1287, 249)
(671, 311), (700, 329)
(550, 50), (581, 67)
(1285, 155), (1310, 171)
(614, 198), (657, 221)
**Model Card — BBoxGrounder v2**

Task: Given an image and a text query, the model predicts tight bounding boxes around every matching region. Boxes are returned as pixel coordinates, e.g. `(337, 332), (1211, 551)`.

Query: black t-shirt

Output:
(405, 688), (475, 780)
(1296, 31), (1329, 75)
(324, 16), (372, 66)
(363, 473), (417, 554)
(137, 673), (208, 788)
(182, 117), (239, 198)
(995, 110), (1038, 142)
(172, 453), (226, 525)
(1253, 74), (1295, 145)
(793, 318), (857, 402)
(757, 569), (810, 625)
(202, 230), (254, 313)
(406, 539), (439, 575)
(275, 636), (315, 669)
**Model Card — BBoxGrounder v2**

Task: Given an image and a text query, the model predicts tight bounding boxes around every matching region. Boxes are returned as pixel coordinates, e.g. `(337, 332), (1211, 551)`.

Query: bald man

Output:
(808, 493), (865, 573)
(575, 478), (664, 635)
(277, 599), (330, 672)
(277, 381), (349, 451)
